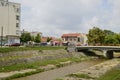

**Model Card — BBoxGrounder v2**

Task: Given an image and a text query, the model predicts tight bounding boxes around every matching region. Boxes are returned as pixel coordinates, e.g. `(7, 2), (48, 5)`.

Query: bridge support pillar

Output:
(103, 50), (114, 59)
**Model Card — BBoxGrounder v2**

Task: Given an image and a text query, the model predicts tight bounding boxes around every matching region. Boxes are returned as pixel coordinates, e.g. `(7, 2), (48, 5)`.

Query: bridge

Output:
(67, 45), (120, 59)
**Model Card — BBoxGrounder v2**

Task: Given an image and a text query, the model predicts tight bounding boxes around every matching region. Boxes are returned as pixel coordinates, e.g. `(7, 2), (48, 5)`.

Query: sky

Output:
(9, 0), (120, 37)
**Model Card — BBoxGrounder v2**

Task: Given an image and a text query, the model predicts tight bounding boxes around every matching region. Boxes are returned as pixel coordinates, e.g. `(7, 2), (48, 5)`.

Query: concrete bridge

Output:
(67, 45), (120, 59)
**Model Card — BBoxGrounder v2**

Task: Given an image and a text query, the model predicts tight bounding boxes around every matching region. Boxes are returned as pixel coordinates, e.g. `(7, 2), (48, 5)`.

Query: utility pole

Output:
(1, 26), (3, 47)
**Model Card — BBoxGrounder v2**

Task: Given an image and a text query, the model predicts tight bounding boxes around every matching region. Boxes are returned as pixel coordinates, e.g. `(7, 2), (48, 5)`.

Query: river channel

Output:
(14, 59), (104, 80)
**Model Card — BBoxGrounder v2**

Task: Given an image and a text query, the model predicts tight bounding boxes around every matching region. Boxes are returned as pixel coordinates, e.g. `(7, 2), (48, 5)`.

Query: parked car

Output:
(4, 43), (20, 46)
(4, 43), (11, 46)
(10, 43), (20, 46)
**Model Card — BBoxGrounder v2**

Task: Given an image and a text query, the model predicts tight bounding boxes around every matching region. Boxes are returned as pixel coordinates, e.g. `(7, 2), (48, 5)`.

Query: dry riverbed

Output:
(63, 59), (120, 80)
(1, 49), (119, 80)
(13, 59), (103, 80)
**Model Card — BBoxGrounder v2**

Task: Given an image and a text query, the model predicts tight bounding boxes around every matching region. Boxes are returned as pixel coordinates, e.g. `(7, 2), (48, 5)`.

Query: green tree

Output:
(34, 34), (41, 43)
(104, 30), (115, 35)
(87, 27), (105, 45)
(104, 34), (119, 45)
(115, 34), (120, 44)
(20, 33), (31, 43)
(31, 36), (35, 41)
(47, 37), (52, 42)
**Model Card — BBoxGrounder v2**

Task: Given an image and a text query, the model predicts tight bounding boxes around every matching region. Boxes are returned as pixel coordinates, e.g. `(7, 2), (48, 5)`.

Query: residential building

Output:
(21, 30), (42, 38)
(41, 36), (62, 46)
(0, 0), (21, 44)
(30, 31), (42, 38)
(61, 33), (88, 45)
(41, 37), (47, 42)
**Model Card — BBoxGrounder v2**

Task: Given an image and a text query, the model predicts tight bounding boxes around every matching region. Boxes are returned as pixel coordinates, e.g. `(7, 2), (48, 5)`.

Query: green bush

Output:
(97, 69), (120, 80)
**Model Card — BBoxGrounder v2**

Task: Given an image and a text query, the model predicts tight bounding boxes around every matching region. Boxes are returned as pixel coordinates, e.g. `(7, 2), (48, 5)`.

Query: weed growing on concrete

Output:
(67, 73), (94, 79)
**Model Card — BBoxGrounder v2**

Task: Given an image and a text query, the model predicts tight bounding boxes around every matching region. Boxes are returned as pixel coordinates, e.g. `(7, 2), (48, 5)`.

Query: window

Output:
(0, 1), (8, 7)
(74, 39), (77, 41)
(16, 8), (20, 13)
(16, 30), (20, 35)
(70, 38), (72, 41)
(16, 15), (20, 20)
(65, 38), (68, 41)
(16, 23), (19, 27)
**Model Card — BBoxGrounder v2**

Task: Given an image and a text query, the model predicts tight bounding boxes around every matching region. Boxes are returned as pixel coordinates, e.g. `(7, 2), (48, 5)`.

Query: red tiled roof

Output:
(41, 37), (59, 42)
(41, 37), (47, 42)
(61, 33), (81, 38)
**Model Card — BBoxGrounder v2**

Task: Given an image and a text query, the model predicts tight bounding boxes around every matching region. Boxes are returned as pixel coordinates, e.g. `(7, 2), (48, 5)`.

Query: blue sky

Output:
(10, 0), (120, 37)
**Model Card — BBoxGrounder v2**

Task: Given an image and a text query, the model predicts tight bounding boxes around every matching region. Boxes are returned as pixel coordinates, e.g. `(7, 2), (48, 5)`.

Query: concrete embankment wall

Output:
(0, 49), (84, 66)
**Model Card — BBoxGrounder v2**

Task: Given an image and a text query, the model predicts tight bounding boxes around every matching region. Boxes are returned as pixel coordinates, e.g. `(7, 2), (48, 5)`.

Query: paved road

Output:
(15, 61), (100, 80)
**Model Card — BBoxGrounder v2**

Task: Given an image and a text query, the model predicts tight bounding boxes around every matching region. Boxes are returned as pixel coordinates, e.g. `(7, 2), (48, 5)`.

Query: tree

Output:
(87, 27), (105, 45)
(103, 30), (120, 45)
(104, 30), (115, 36)
(20, 33), (31, 43)
(31, 36), (35, 41)
(104, 34), (119, 45)
(115, 34), (120, 44)
(47, 37), (52, 42)
(34, 34), (41, 43)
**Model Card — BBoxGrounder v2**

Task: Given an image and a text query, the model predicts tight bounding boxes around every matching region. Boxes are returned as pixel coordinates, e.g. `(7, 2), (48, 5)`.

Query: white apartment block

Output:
(0, 0), (21, 44)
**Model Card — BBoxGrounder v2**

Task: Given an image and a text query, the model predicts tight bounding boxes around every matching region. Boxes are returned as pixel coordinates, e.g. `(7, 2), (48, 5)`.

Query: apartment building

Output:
(30, 31), (42, 38)
(0, 0), (21, 44)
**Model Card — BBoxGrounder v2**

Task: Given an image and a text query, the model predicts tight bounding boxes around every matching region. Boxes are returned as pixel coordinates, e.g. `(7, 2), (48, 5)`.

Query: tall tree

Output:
(104, 30), (115, 35)
(104, 34), (119, 45)
(87, 27), (105, 45)
(47, 37), (52, 42)
(115, 34), (120, 43)
(20, 33), (31, 43)
(31, 36), (35, 41)
(34, 34), (41, 43)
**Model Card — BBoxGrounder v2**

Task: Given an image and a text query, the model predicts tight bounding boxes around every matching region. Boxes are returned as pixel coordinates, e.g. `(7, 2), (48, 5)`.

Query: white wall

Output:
(0, 1), (20, 36)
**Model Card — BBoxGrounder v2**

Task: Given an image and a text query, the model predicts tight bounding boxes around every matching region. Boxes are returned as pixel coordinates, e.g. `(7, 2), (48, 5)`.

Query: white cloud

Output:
(9, 0), (120, 37)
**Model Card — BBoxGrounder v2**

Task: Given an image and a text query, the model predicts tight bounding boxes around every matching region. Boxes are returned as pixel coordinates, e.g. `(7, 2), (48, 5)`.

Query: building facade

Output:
(30, 31), (42, 38)
(0, 0), (21, 44)
(61, 33), (88, 46)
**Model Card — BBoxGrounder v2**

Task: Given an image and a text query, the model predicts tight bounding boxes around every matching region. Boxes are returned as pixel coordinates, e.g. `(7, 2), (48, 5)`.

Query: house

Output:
(61, 33), (88, 46)
(41, 36), (62, 46)
(41, 37), (47, 42)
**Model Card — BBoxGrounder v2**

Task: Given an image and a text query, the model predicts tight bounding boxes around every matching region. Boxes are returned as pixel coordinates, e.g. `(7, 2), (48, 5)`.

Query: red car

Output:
(4, 43), (20, 46)
(10, 43), (20, 46)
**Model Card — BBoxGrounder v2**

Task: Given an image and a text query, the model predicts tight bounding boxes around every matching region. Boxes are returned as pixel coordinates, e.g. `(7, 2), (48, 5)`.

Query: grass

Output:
(67, 73), (94, 79)
(97, 68), (120, 80)
(0, 56), (91, 80)
(0, 56), (89, 72)
(0, 46), (65, 53)
(4, 69), (44, 80)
